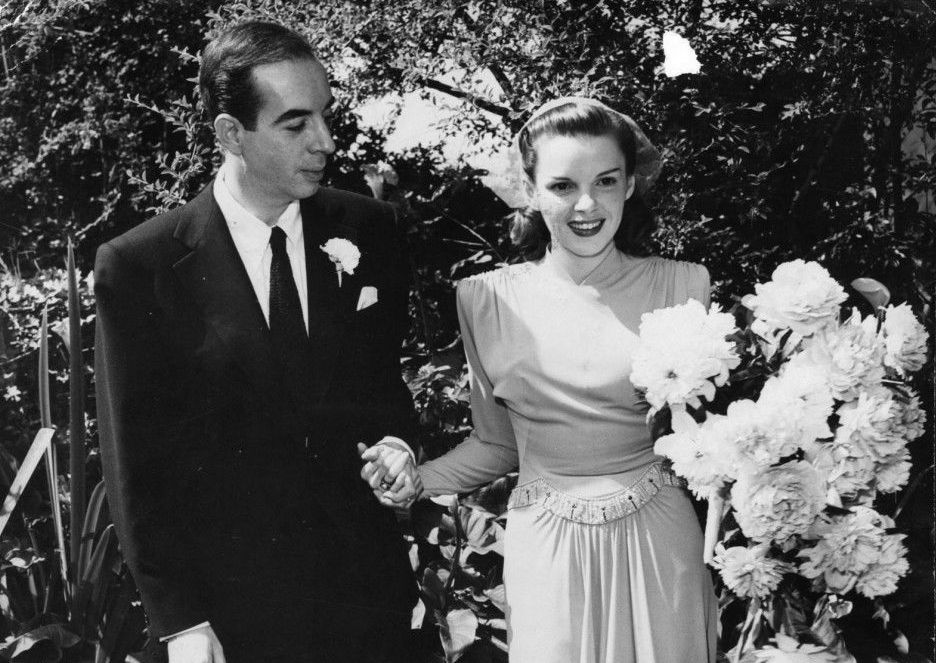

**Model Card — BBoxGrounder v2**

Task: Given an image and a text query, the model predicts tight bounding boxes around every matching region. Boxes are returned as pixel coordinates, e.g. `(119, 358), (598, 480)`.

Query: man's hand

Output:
(166, 624), (225, 663)
(358, 441), (422, 508)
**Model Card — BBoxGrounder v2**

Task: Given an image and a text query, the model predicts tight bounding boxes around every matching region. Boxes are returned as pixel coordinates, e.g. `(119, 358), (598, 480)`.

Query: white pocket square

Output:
(356, 286), (379, 311)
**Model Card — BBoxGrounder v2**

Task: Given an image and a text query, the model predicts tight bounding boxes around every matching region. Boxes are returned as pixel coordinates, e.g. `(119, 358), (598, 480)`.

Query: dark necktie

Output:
(269, 226), (311, 412)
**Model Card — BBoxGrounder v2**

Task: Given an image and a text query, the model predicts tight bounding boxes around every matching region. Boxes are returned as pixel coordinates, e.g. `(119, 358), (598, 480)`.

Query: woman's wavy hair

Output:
(511, 101), (655, 261)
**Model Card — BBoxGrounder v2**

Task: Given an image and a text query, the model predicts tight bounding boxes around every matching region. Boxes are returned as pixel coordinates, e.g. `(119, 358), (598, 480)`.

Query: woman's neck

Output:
(547, 243), (616, 284)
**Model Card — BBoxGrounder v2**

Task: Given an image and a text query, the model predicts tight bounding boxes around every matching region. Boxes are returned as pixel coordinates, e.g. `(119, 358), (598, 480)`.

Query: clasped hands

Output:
(358, 438), (423, 508)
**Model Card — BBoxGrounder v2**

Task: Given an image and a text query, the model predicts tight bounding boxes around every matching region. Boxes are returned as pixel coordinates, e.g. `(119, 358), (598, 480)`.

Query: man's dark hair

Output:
(199, 21), (317, 130)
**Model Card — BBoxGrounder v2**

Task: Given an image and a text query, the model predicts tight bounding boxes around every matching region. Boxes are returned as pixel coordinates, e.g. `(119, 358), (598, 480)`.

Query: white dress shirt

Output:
(212, 164), (309, 333)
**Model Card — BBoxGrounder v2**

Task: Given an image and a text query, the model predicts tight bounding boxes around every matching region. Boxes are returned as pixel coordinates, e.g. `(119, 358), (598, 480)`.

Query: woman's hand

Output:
(358, 441), (423, 508)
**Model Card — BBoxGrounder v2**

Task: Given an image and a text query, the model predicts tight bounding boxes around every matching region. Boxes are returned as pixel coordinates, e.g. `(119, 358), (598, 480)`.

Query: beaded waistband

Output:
(506, 463), (685, 525)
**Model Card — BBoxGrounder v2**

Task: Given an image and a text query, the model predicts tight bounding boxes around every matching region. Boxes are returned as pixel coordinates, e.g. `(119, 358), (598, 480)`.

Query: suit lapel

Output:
(170, 186), (363, 416)
(170, 185), (290, 426)
(302, 192), (359, 403)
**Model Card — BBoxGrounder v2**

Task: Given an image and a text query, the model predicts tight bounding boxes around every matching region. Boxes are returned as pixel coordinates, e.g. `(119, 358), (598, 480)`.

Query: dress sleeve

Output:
(669, 260), (711, 308)
(419, 276), (519, 496)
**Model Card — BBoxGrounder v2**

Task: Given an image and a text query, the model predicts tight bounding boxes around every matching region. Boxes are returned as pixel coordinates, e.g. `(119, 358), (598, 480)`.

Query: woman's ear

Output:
(214, 113), (244, 156)
(624, 174), (636, 201)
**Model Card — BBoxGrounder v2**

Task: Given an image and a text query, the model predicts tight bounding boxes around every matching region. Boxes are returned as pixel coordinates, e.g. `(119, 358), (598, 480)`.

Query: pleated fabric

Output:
(503, 486), (717, 663)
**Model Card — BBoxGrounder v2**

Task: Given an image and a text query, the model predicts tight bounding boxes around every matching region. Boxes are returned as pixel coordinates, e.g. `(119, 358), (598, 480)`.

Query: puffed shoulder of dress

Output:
(455, 255), (710, 308)
(454, 262), (535, 312)
(639, 256), (711, 307)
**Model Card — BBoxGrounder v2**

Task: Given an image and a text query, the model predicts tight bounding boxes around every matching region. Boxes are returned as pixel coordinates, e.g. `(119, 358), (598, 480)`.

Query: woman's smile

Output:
(568, 217), (605, 236)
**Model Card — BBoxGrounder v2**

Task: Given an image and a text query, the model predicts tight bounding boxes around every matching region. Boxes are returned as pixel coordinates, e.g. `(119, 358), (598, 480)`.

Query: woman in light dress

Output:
(363, 97), (717, 663)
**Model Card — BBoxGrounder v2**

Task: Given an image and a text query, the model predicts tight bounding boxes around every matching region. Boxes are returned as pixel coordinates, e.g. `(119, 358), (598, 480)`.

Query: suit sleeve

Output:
(419, 278), (519, 495)
(366, 203), (419, 446)
(94, 241), (209, 637)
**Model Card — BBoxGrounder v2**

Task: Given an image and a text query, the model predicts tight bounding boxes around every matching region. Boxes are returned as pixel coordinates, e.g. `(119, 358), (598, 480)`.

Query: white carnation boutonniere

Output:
(320, 238), (361, 287)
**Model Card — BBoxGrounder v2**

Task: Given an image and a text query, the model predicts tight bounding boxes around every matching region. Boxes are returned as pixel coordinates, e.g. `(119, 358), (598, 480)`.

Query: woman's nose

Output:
(574, 191), (596, 212)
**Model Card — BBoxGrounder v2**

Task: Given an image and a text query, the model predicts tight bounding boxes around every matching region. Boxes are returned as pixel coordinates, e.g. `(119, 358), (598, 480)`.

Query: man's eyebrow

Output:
(272, 97), (336, 125)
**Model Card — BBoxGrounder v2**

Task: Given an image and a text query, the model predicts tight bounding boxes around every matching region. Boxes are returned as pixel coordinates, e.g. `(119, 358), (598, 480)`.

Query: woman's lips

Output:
(568, 218), (605, 237)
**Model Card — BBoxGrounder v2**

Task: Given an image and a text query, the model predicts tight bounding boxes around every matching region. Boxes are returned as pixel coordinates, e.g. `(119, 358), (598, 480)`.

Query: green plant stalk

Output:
(67, 239), (87, 591)
(39, 308), (71, 602)
(27, 516), (45, 617)
(443, 499), (464, 613)
(39, 308), (51, 428)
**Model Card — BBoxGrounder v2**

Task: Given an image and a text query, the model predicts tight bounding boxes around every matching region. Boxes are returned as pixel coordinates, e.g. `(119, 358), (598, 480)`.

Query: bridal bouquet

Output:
(630, 259), (929, 661)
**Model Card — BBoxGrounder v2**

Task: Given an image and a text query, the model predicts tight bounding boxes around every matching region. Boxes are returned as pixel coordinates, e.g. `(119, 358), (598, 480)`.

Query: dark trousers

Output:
(216, 610), (414, 663)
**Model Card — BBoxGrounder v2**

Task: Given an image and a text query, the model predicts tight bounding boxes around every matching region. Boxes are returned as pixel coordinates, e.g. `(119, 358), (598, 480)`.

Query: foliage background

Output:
(0, 0), (933, 661)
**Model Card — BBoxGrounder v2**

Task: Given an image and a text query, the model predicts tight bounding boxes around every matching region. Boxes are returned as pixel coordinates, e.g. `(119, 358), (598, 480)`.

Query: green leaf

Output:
(76, 481), (110, 582)
(0, 623), (80, 662)
(850, 278), (890, 310)
(438, 608), (479, 662)
(71, 524), (119, 640)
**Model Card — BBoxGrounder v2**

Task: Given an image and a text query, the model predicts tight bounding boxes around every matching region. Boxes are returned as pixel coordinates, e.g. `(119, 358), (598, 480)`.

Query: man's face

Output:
(238, 57), (335, 207)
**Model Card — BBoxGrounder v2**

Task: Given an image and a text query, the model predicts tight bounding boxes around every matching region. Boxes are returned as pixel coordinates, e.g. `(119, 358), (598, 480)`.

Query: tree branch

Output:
(422, 77), (513, 117)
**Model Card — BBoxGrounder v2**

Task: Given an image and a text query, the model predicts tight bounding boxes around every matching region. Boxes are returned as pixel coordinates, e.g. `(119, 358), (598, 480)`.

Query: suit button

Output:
(305, 435), (320, 461)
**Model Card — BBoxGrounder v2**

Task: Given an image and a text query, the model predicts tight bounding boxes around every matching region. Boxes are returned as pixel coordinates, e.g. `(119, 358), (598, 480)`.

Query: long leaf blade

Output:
(67, 238), (87, 589)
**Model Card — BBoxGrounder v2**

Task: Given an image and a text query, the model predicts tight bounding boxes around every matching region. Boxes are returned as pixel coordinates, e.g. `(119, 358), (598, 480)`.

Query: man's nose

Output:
(308, 116), (336, 155)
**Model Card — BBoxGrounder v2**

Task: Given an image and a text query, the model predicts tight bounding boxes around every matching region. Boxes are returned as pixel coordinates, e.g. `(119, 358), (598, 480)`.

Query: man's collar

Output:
(214, 162), (302, 244)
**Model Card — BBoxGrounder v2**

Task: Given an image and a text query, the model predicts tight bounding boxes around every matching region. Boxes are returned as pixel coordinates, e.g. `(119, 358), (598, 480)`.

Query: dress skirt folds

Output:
(419, 250), (720, 662)
(503, 470), (716, 663)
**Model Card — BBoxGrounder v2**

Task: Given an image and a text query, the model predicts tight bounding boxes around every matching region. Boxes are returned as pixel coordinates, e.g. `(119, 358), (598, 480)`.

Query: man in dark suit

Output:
(94, 21), (419, 663)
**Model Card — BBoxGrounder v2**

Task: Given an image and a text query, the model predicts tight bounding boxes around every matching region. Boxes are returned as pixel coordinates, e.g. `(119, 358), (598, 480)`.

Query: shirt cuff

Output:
(159, 621), (211, 643)
(376, 436), (416, 464)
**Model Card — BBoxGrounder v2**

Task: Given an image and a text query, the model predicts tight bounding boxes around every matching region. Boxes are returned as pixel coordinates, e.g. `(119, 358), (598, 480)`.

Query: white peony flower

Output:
(895, 391), (927, 442)
(835, 388), (906, 460)
(830, 388), (920, 497)
(798, 507), (907, 598)
(875, 447), (912, 494)
(759, 364), (835, 443)
(722, 399), (801, 468)
(320, 237), (361, 285)
(662, 31), (702, 77)
(741, 260), (847, 338)
(881, 303), (929, 376)
(631, 299), (740, 411)
(731, 461), (825, 545)
(855, 534), (909, 598)
(788, 311), (885, 402)
(654, 413), (738, 499)
(826, 441), (877, 506)
(712, 543), (791, 598)
(751, 317), (802, 361)
(757, 364), (836, 460)
(752, 633), (839, 662)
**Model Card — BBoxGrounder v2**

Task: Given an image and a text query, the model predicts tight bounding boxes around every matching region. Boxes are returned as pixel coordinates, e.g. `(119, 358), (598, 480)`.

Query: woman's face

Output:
(527, 133), (635, 265)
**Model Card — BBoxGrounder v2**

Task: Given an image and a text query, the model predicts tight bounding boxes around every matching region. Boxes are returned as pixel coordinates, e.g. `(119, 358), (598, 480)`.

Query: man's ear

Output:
(214, 113), (245, 155)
